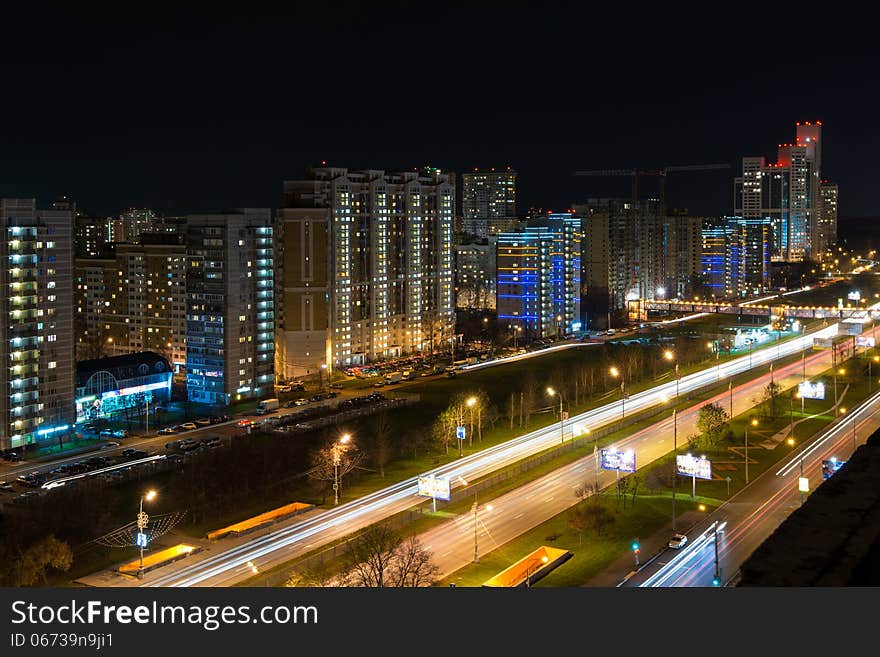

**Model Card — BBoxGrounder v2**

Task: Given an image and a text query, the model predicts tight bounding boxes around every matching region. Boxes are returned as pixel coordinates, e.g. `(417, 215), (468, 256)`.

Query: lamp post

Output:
(871, 355), (879, 393)
(712, 522), (722, 587)
(745, 418), (757, 484)
(137, 489), (157, 579)
(332, 433), (351, 506)
(609, 366), (625, 419)
(525, 555), (549, 588)
(470, 489), (492, 564)
(671, 409), (677, 532)
(546, 387), (565, 444)
(466, 396), (477, 447)
(664, 350), (679, 399)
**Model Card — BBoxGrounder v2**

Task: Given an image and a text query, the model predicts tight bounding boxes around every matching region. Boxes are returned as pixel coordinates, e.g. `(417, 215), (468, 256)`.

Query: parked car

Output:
(276, 384), (293, 393)
(99, 429), (115, 438)
(195, 418), (211, 427)
(100, 441), (121, 449)
(2, 451), (21, 462)
(294, 398), (309, 406)
(179, 422), (198, 431)
(112, 429), (129, 439)
(209, 415), (230, 424)
(158, 427), (176, 435)
(668, 533), (688, 549)
(329, 383), (343, 390)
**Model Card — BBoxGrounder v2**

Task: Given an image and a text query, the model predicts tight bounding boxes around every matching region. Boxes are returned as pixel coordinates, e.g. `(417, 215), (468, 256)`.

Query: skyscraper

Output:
(276, 167), (454, 380)
(1, 199), (75, 451)
(119, 208), (158, 243)
(700, 216), (771, 298)
(462, 168), (517, 238)
(185, 210), (274, 404)
(734, 121), (834, 262)
(455, 239), (497, 310)
(817, 182), (839, 257)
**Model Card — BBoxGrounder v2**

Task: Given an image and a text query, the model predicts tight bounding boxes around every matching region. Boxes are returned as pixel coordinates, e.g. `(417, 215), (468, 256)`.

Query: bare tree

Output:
(307, 439), (363, 506)
(387, 536), (441, 587)
(583, 498), (616, 536)
(567, 505), (590, 546)
(344, 525), (401, 587)
(368, 413), (392, 478)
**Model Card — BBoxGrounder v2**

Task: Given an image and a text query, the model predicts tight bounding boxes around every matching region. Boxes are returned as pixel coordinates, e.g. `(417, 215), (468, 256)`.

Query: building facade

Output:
(118, 208), (158, 244)
(816, 182), (839, 258)
(75, 235), (188, 370)
(734, 121), (834, 262)
(700, 216), (771, 299)
(185, 210), (274, 405)
(455, 239), (497, 310)
(462, 168), (517, 238)
(75, 351), (172, 423)
(276, 167), (455, 380)
(1, 199), (75, 451)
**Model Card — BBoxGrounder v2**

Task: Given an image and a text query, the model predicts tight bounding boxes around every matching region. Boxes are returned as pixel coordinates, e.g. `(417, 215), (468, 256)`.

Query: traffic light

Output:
(712, 576), (721, 587)
(631, 539), (640, 553)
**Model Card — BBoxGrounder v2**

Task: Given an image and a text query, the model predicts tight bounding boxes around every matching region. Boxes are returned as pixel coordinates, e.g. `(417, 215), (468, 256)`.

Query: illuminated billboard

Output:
(822, 458), (846, 480)
(797, 381), (826, 400)
(417, 475), (451, 501)
(600, 448), (636, 473)
(841, 322), (862, 336)
(856, 336), (875, 348)
(676, 454), (712, 480)
(813, 337), (833, 349)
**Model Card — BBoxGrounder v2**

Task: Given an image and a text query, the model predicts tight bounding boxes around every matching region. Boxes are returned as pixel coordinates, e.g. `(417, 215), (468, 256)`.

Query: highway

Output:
(628, 386), (880, 588)
(130, 322), (839, 587)
(409, 337), (852, 581)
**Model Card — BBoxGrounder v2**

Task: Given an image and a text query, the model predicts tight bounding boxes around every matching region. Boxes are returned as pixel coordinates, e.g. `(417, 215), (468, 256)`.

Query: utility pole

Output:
(728, 380), (733, 419)
(745, 426), (750, 484)
(671, 410), (677, 532)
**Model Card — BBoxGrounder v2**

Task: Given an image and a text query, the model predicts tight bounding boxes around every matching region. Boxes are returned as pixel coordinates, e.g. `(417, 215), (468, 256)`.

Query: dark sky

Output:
(1, 4), (878, 218)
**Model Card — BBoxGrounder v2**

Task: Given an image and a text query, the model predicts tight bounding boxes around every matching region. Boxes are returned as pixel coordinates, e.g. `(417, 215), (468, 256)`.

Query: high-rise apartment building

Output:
(700, 216), (771, 298)
(817, 182), (839, 257)
(455, 239), (497, 310)
(118, 208), (158, 243)
(185, 210), (274, 404)
(495, 212), (583, 338)
(735, 121), (835, 262)
(276, 167), (454, 379)
(73, 212), (109, 257)
(462, 168), (517, 238)
(1, 199), (75, 451)
(575, 199), (701, 327)
(74, 235), (188, 370)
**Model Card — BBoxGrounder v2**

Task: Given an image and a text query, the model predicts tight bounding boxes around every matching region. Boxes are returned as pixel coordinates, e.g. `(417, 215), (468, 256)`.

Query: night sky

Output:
(1, 5), (878, 219)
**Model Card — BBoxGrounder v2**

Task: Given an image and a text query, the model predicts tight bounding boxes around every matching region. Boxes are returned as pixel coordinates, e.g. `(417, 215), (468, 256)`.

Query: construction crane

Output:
(573, 163), (730, 213)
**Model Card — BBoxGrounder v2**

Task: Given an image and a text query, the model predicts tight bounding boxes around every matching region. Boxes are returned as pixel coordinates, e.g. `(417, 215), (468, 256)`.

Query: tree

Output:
(387, 536), (441, 587)
(761, 381), (783, 418)
(645, 462), (674, 494)
(14, 536), (73, 586)
(342, 525), (440, 588)
(696, 402), (730, 447)
(284, 560), (339, 588)
(567, 505), (591, 546)
(432, 406), (458, 455)
(367, 413), (392, 478)
(582, 499), (615, 536)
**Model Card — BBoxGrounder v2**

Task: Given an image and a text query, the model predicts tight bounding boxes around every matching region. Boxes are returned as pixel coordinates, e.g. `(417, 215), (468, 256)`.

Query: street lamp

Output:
(664, 350), (680, 399)
(870, 355), (879, 393)
(525, 555), (550, 588)
(745, 418), (758, 484)
(466, 396), (477, 446)
(332, 433), (352, 506)
(609, 366), (626, 419)
(546, 387), (566, 444)
(137, 489), (157, 579)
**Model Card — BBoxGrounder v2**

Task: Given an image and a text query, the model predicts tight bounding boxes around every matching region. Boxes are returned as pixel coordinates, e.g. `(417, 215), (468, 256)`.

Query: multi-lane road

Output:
(629, 387), (880, 587)
(124, 323), (840, 586)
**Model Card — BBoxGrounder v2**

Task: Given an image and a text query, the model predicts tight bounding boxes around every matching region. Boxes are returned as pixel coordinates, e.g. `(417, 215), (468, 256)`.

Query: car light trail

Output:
(42, 454), (167, 489)
(146, 323), (840, 587)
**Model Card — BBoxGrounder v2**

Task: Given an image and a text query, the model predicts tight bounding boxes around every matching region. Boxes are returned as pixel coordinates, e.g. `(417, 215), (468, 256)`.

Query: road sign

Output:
(562, 411), (569, 421)
(798, 381), (825, 400)
(456, 426), (466, 441)
(798, 476), (810, 493)
(136, 532), (148, 548)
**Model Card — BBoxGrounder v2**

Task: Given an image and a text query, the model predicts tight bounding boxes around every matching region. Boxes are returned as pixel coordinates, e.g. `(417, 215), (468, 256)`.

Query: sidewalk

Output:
(582, 510), (704, 587)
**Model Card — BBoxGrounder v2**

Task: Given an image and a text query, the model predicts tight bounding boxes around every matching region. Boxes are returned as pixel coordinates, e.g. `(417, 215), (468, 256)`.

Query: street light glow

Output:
(546, 387), (556, 396)
(663, 350), (674, 361)
(609, 366), (620, 377)
(467, 396), (477, 407)
(144, 490), (157, 502)
(339, 433), (352, 444)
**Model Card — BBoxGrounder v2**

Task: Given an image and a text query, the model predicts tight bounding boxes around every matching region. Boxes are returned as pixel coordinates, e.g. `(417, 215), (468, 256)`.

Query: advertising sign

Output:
(417, 475), (451, 501)
(676, 454), (712, 480)
(797, 381), (826, 400)
(856, 336), (875, 348)
(813, 337), (833, 350)
(841, 322), (862, 336)
(600, 448), (636, 473)
(798, 476), (810, 493)
(848, 291), (861, 301)
(822, 458), (846, 480)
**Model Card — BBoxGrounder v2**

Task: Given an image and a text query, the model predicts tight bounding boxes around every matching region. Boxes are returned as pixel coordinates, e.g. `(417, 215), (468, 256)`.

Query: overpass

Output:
(632, 299), (879, 321)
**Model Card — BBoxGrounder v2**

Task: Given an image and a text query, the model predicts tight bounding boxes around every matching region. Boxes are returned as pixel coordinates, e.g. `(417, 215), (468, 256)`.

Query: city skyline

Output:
(0, 6), (877, 218)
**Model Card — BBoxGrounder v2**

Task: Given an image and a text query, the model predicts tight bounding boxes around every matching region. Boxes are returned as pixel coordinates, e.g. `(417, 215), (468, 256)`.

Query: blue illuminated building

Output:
(75, 352), (172, 421)
(701, 216), (771, 298)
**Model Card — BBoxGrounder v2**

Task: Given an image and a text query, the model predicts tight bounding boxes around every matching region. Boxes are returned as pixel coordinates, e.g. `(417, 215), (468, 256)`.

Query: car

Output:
(329, 383), (343, 390)
(158, 427), (176, 435)
(2, 451), (21, 462)
(122, 448), (138, 457)
(209, 415), (230, 424)
(294, 398), (309, 406)
(284, 400), (299, 408)
(179, 422), (198, 431)
(0, 482), (15, 492)
(100, 441), (121, 449)
(668, 533), (688, 549)
(326, 391), (339, 398)
(276, 384), (293, 393)
(236, 419), (252, 427)
(373, 380), (386, 387)
(112, 429), (129, 439)
(99, 429), (115, 438)
(194, 418), (211, 427)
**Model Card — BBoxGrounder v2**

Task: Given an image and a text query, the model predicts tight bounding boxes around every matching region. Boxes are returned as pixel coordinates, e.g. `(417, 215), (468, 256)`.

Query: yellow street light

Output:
(339, 433), (351, 444)
(609, 366), (620, 378)
(786, 437), (796, 447)
(698, 504), (707, 512)
(144, 489), (157, 502)
(546, 387), (556, 397)
(840, 407), (847, 414)
(838, 368), (846, 375)
(663, 350), (674, 361)
(467, 396), (477, 407)
(751, 418), (758, 427)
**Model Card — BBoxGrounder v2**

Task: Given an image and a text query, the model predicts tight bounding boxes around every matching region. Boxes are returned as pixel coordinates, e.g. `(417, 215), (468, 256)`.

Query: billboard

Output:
(857, 336), (875, 348)
(841, 322), (862, 336)
(798, 381), (826, 400)
(600, 448), (636, 473)
(822, 458), (846, 480)
(848, 291), (861, 301)
(813, 337), (833, 349)
(417, 475), (451, 501)
(676, 454), (712, 480)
